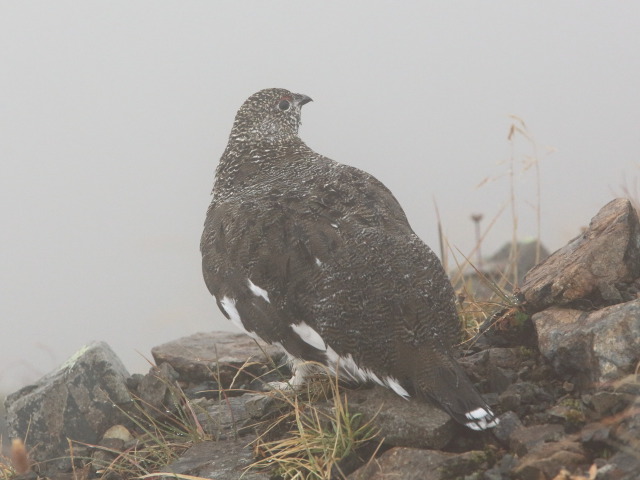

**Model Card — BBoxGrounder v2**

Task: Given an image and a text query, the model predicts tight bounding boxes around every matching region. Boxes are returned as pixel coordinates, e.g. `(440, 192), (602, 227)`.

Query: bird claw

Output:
(265, 378), (306, 392)
(266, 380), (293, 391)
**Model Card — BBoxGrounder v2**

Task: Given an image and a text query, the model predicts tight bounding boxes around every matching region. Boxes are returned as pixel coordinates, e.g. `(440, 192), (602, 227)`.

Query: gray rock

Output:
(521, 198), (640, 312)
(483, 454), (518, 480)
(511, 440), (588, 480)
(195, 393), (265, 440)
(136, 361), (180, 411)
(244, 392), (288, 419)
(436, 450), (492, 479)
(4, 341), (132, 463)
(460, 348), (524, 394)
(151, 331), (282, 386)
(91, 436), (127, 473)
(547, 401), (587, 426)
(606, 397), (640, 479)
(348, 447), (456, 480)
(498, 381), (552, 411)
(580, 422), (612, 444)
(348, 448), (489, 480)
(166, 438), (269, 480)
(509, 424), (565, 456)
(589, 391), (631, 416)
(606, 452), (640, 480)
(533, 300), (640, 387)
(187, 392), (287, 443)
(342, 385), (456, 449)
(612, 373), (640, 396)
(492, 411), (523, 445)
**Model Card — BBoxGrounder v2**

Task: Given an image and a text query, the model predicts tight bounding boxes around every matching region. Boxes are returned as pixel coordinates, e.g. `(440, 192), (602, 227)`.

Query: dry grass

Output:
(64, 359), (379, 479)
(0, 449), (16, 480)
(442, 116), (553, 342)
(250, 368), (380, 480)
(68, 372), (213, 479)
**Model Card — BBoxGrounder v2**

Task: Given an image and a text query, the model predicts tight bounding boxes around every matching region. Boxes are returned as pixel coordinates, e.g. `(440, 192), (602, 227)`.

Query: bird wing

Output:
(200, 184), (349, 362)
(201, 159), (460, 373)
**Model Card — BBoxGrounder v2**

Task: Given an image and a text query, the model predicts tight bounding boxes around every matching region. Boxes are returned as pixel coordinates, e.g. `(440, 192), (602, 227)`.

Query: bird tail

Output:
(413, 349), (498, 431)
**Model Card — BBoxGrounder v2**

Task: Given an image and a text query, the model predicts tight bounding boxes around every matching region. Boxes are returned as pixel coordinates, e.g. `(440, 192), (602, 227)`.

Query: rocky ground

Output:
(4, 198), (640, 480)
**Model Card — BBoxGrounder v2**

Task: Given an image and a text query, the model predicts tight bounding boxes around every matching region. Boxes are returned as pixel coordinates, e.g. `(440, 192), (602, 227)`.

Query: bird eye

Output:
(278, 99), (291, 111)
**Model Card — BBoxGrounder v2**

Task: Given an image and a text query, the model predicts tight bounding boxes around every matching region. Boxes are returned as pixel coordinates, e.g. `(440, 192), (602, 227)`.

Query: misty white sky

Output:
(1, 2), (639, 393)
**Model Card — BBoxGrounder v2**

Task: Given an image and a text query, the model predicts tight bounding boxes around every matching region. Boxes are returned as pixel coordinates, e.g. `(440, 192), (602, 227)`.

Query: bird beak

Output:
(294, 94), (313, 107)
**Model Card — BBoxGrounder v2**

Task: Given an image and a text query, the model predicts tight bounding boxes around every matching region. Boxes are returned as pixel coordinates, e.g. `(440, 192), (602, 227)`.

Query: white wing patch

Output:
(384, 376), (410, 399)
(220, 296), (241, 328)
(287, 322), (412, 400)
(466, 407), (489, 420)
(315, 258), (323, 267)
(464, 408), (499, 431)
(325, 348), (382, 385)
(290, 321), (326, 351)
(247, 279), (270, 303)
(288, 357), (316, 386)
(219, 295), (261, 341)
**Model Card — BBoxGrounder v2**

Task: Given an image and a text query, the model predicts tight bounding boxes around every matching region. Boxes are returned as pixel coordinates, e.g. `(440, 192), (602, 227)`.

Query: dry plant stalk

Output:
(250, 364), (380, 480)
(10, 438), (29, 475)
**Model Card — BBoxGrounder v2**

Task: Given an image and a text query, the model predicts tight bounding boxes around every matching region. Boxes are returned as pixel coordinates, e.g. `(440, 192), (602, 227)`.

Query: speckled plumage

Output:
(201, 88), (497, 430)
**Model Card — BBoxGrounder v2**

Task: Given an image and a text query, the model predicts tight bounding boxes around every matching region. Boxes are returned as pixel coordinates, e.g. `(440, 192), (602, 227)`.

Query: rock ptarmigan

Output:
(201, 88), (498, 430)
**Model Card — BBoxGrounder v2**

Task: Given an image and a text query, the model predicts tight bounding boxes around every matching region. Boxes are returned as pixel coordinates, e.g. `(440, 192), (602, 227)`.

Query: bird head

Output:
(228, 88), (313, 145)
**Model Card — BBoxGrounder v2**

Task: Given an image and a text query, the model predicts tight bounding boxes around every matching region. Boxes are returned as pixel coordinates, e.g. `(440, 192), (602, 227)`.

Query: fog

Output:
(1, 2), (639, 392)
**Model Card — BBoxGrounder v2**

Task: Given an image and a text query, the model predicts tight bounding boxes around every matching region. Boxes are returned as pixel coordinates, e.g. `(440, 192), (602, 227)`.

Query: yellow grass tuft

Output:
(250, 366), (380, 480)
